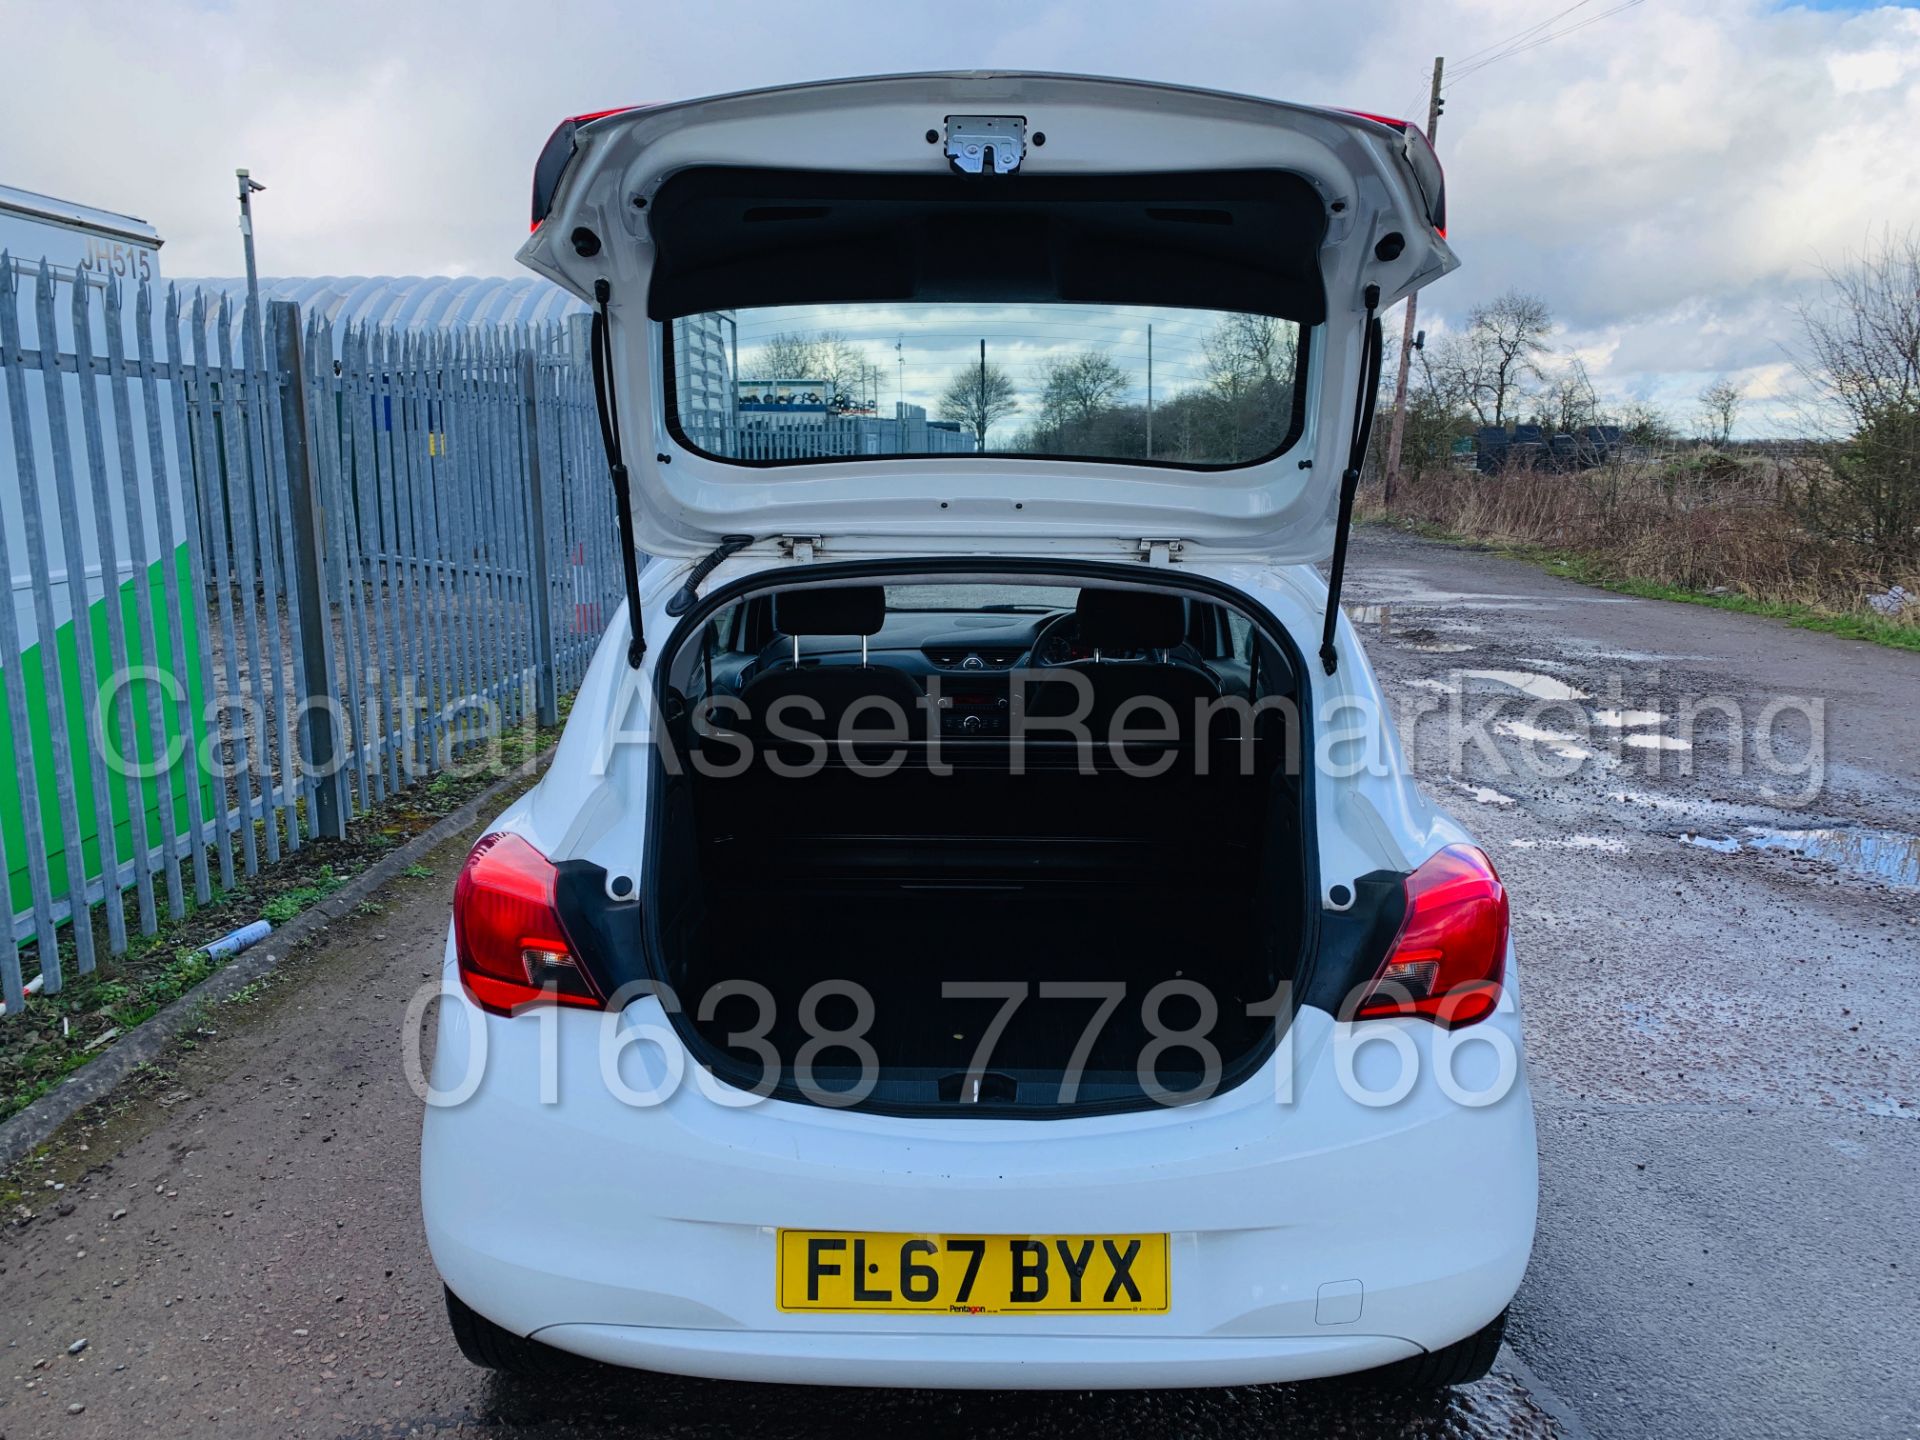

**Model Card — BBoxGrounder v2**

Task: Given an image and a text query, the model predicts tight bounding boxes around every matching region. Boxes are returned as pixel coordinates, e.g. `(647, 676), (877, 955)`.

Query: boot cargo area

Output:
(646, 575), (1310, 1116)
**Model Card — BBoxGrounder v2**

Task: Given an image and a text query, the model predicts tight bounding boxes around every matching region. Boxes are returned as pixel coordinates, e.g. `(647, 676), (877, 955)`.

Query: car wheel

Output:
(444, 1286), (587, 1375)
(1368, 1308), (1508, 1389)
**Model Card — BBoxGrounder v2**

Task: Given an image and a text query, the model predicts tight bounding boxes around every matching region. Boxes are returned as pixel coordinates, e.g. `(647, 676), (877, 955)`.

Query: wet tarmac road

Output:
(4, 529), (1916, 1438)
(1346, 530), (1920, 1440)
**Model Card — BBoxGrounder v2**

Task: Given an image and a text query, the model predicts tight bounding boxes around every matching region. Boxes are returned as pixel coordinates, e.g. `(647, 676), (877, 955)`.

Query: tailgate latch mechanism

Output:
(944, 115), (1027, 175)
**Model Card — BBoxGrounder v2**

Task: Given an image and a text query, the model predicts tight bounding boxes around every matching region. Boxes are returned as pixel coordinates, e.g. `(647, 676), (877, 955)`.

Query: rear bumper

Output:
(532, 1325), (1421, 1389)
(421, 934), (1537, 1387)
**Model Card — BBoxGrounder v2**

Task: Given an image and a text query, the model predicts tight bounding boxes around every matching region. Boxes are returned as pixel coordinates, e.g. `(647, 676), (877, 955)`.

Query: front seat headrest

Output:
(773, 585), (887, 637)
(1075, 588), (1187, 651)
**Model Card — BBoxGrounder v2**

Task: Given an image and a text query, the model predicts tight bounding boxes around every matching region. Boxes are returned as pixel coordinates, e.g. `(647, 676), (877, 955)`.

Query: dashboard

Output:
(1030, 614), (1147, 667)
(721, 605), (1229, 740)
(767, 610), (1070, 738)
(760, 609), (1147, 676)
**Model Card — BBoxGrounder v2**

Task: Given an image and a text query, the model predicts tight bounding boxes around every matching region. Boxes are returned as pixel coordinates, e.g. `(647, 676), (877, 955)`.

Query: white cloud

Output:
(1829, 41), (1912, 91)
(1, 0), (1915, 434)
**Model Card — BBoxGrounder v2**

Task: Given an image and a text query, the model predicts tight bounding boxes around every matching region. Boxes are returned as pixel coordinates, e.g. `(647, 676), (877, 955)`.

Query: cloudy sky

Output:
(3, 0), (1916, 434)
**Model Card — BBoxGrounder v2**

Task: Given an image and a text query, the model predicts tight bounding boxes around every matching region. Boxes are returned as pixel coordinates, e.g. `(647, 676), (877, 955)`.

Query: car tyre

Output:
(444, 1286), (586, 1375)
(1369, 1308), (1507, 1389)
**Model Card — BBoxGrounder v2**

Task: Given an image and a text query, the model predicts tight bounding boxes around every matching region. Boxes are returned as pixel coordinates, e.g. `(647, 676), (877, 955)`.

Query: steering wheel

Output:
(1028, 610), (1084, 667)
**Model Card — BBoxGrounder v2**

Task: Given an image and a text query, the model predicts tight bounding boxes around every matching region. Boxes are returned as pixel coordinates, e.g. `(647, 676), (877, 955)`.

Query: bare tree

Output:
(1204, 314), (1294, 398)
(939, 359), (1019, 448)
(1467, 291), (1553, 427)
(1698, 377), (1743, 446)
(1795, 228), (1920, 576)
(1414, 331), (1485, 421)
(1200, 314), (1300, 458)
(742, 330), (877, 410)
(810, 331), (873, 410)
(1616, 399), (1675, 449)
(1385, 332), (1471, 483)
(1036, 350), (1129, 429)
(1541, 357), (1600, 436)
(1409, 296), (1551, 430)
(746, 331), (821, 380)
(1017, 350), (1133, 455)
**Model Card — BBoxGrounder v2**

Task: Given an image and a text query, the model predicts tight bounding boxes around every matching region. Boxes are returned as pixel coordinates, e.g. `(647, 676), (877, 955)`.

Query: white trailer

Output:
(0, 183), (162, 294)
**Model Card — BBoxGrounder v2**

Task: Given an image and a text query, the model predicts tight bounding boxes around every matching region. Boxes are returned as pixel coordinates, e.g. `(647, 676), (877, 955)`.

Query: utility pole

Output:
(727, 314), (741, 450)
(236, 168), (273, 532)
(236, 169), (266, 331)
(1381, 56), (1443, 513)
(1146, 323), (1154, 458)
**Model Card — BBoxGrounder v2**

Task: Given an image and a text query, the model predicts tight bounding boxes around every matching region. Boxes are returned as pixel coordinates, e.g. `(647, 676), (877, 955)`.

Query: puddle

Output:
(1510, 835), (1630, 853)
(1405, 677), (1459, 694)
(1745, 827), (1920, 887)
(1679, 831), (1743, 855)
(1344, 602), (1477, 651)
(1624, 733), (1691, 751)
(1593, 708), (1666, 728)
(1679, 826), (1920, 887)
(1495, 719), (1598, 761)
(1451, 780), (1517, 807)
(1462, 669), (1592, 703)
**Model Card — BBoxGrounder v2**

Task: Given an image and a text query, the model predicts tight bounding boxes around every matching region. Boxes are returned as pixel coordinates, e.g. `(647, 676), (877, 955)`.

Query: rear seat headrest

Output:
(1075, 588), (1187, 651)
(773, 585), (887, 637)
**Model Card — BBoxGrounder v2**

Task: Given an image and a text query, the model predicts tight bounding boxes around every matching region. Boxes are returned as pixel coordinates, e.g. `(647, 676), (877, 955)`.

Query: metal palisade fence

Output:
(0, 254), (622, 1013)
(681, 417), (979, 462)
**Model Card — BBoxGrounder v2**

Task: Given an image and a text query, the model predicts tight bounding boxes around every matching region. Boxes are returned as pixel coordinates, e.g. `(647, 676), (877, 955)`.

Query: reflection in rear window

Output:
(668, 302), (1307, 469)
(884, 584), (1067, 612)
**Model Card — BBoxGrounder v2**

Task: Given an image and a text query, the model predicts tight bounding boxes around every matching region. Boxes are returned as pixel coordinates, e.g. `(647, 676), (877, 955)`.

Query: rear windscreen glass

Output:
(667, 302), (1308, 469)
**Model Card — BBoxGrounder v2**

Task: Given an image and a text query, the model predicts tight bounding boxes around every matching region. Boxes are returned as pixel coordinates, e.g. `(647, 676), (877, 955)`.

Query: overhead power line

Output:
(1446, 0), (1646, 87)
(1450, 0), (1599, 70)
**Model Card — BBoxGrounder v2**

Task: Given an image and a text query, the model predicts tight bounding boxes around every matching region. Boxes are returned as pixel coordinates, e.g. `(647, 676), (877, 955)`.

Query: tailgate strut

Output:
(1319, 283), (1384, 676)
(591, 279), (648, 668)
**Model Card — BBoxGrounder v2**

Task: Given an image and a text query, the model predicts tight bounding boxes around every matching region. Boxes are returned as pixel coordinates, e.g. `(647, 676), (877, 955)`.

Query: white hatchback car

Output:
(421, 72), (1536, 1391)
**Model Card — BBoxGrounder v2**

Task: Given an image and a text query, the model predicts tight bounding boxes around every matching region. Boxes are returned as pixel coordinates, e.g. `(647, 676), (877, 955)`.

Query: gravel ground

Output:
(2, 528), (1914, 1438)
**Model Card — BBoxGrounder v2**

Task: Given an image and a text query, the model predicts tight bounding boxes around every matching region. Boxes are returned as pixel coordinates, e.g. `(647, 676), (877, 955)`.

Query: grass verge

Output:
(1366, 517), (1920, 653)
(0, 708), (563, 1124)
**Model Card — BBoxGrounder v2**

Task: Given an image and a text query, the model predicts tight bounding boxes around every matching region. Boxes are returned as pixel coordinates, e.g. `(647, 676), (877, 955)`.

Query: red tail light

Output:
(1338, 109), (1414, 130)
(1333, 108), (1448, 237)
(1353, 845), (1507, 1028)
(531, 106), (645, 232)
(452, 832), (601, 1015)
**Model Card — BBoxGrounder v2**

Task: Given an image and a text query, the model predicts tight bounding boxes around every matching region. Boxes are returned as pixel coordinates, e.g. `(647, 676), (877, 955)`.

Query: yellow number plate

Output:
(776, 1231), (1169, 1314)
